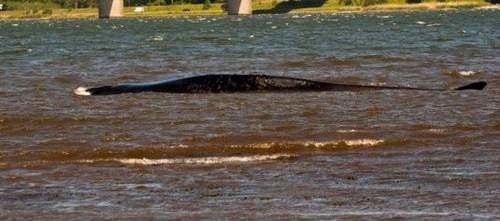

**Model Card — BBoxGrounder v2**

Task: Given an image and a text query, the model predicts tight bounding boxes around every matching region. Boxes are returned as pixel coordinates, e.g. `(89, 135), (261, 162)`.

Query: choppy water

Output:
(1, 9), (499, 219)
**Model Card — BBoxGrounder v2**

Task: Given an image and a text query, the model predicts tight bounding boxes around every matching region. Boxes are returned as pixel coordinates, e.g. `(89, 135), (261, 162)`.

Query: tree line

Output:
(2, 0), (216, 10)
(2, 0), (497, 11)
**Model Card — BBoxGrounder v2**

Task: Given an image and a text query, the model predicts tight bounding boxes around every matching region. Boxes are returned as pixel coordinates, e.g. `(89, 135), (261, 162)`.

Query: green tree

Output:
(202, 0), (210, 9)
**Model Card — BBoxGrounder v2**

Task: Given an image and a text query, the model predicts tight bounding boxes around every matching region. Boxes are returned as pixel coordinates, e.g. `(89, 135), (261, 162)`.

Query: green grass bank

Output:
(0, 0), (496, 20)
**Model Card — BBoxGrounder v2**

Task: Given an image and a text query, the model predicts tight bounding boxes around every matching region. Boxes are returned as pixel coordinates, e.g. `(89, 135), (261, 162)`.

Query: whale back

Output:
(150, 74), (330, 93)
(75, 74), (488, 95)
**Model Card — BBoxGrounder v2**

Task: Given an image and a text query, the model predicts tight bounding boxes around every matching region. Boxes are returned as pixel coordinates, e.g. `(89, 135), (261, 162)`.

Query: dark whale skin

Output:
(76, 74), (487, 96)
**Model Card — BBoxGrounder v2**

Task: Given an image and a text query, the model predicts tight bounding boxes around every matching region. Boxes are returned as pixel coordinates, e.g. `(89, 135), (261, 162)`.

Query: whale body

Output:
(74, 74), (487, 96)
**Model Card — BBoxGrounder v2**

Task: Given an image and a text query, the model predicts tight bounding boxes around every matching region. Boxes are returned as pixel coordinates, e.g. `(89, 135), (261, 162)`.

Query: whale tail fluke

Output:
(453, 81), (487, 91)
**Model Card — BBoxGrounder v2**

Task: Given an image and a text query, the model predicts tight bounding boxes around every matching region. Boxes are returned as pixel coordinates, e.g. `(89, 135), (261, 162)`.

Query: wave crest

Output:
(5, 138), (391, 168)
(79, 154), (294, 165)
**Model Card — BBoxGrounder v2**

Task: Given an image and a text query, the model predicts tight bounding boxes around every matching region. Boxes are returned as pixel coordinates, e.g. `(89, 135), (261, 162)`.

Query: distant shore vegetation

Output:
(0, 0), (219, 10)
(0, 0), (497, 19)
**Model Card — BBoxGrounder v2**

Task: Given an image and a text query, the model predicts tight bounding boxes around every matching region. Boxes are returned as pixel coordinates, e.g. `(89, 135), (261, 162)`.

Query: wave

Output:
(277, 56), (353, 69)
(78, 154), (295, 166)
(3, 138), (390, 168)
(445, 70), (481, 78)
(278, 55), (413, 70)
(227, 139), (385, 149)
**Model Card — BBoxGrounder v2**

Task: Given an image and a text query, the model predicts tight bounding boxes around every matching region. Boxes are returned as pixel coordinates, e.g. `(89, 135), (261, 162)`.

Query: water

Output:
(1, 9), (499, 219)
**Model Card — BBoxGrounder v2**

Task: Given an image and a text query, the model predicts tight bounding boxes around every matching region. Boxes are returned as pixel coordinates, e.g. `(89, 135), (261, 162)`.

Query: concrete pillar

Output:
(99, 0), (124, 18)
(226, 0), (252, 15)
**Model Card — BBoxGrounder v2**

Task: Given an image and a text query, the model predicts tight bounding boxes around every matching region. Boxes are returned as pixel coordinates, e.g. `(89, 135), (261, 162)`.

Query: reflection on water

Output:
(0, 9), (499, 219)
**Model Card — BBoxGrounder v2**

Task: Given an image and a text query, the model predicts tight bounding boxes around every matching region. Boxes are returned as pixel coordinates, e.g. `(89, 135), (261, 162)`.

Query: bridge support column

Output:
(226, 0), (252, 15)
(98, 0), (124, 18)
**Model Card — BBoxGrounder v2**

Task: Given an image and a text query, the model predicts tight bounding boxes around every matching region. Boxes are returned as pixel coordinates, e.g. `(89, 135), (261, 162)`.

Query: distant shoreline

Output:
(0, 2), (497, 20)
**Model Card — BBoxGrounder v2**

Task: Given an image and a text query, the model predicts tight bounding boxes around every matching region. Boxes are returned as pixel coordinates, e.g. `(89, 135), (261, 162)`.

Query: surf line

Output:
(74, 74), (487, 96)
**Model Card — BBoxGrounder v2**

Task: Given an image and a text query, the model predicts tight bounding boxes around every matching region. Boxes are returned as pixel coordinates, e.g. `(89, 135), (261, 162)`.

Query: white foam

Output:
(148, 36), (163, 41)
(74, 87), (91, 96)
(79, 154), (293, 166)
(427, 128), (446, 134)
(458, 71), (477, 76)
(229, 139), (385, 149)
(230, 143), (275, 149)
(301, 139), (384, 147)
(303, 139), (384, 147)
(336, 129), (358, 133)
(343, 139), (384, 146)
(115, 183), (162, 189)
(96, 201), (113, 207)
(301, 141), (326, 148)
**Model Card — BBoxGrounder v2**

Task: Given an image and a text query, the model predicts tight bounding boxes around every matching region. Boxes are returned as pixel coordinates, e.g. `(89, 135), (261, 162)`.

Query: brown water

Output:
(1, 9), (500, 219)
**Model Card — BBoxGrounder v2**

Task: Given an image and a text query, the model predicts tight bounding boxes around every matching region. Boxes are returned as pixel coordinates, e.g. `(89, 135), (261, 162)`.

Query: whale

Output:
(74, 74), (487, 96)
